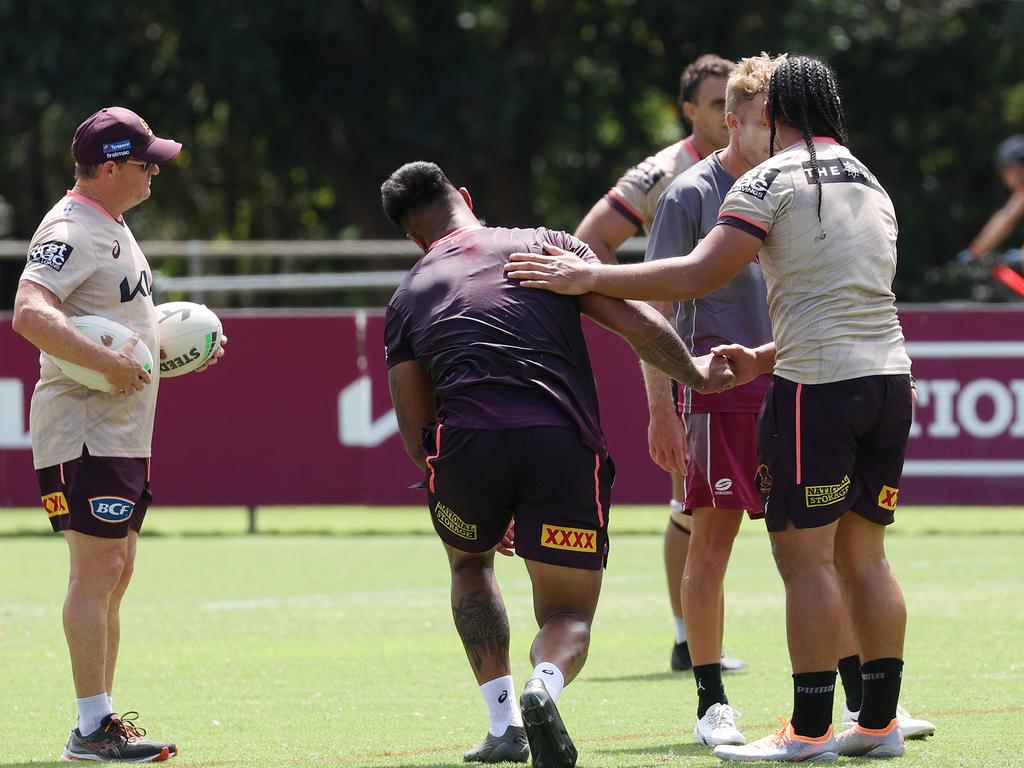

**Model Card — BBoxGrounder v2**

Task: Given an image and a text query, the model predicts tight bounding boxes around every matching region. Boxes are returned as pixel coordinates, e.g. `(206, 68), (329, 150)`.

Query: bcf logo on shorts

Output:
(89, 496), (136, 523)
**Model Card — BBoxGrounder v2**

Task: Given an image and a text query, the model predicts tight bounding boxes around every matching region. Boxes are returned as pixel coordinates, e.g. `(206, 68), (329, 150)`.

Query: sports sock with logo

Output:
(790, 671), (836, 737)
(531, 662), (565, 703)
(77, 692), (113, 736)
(479, 675), (523, 737)
(674, 616), (688, 645)
(837, 654), (862, 711)
(858, 658), (903, 729)
(693, 663), (728, 718)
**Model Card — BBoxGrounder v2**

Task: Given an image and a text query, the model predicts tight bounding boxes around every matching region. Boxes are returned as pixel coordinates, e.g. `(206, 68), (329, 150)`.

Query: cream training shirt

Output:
(604, 137), (702, 233)
(717, 138), (912, 385)
(21, 192), (160, 468)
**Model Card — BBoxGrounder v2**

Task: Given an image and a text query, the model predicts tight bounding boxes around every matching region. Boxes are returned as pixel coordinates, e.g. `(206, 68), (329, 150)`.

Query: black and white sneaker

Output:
(520, 679), (576, 768)
(463, 724), (529, 763)
(61, 713), (175, 762)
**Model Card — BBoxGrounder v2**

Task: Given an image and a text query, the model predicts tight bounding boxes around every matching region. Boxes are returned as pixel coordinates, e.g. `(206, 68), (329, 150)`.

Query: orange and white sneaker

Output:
(843, 703), (935, 739)
(836, 718), (905, 758)
(713, 718), (837, 762)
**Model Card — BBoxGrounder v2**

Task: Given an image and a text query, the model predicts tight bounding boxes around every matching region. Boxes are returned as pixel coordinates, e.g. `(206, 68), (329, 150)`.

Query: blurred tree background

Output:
(2, 0), (1024, 306)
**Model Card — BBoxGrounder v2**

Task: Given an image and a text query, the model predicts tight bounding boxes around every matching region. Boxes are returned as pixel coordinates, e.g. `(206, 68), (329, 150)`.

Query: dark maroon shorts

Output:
(36, 446), (152, 539)
(421, 424), (614, 570)
(756, 375), (912, 532)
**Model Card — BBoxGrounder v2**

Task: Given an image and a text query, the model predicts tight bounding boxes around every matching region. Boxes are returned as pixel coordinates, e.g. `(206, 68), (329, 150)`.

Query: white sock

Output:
(76, 692), (113, 736)
(531, 662), (565, 703)
(674, 616), (688, 645)
(107, 694), (114, 714)
(480, 675), (523, 737)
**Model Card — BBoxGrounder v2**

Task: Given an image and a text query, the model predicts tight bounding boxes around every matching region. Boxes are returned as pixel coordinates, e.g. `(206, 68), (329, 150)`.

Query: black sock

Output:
(693, 663), (728, 718)
(859, 658), (903, 729)
(837, 654), (862, 711)
(791, 671), (836, 737)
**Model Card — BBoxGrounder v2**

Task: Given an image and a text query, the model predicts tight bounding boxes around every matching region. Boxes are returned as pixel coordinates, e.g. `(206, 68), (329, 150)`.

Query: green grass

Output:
(1, 506), (1022, 767)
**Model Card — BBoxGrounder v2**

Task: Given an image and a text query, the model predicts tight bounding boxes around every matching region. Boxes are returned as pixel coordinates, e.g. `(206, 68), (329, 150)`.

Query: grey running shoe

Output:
(61, 713), (174, 762)
(836, 719), (905, 758)
(713, 719), (837, 762)
(463, 725), (528, 763)
(520, 679), (577, 768)
(720, 653), (749, 673)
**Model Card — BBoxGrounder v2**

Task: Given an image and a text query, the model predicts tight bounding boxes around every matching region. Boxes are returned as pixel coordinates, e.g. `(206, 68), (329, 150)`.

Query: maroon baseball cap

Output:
(72, 106), (182, 166)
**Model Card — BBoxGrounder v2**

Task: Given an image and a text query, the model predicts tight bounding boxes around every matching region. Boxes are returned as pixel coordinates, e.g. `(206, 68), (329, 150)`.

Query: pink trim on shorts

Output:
(425, 423), (442, 493)
(593, 454), (604, 527)
(795, 383), (803, 485)
(146, 457), (151, 482)
(59, 462), (65, 484)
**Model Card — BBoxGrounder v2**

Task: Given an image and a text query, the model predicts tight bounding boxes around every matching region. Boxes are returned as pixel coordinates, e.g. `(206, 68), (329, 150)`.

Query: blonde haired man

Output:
(638, 52), (784, 747)
(575, 53), (741, 676)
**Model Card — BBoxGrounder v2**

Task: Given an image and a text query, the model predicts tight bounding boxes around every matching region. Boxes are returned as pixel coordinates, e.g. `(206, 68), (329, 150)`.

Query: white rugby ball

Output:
(156, 301), (223, 378)
(46, 316), (154, 392)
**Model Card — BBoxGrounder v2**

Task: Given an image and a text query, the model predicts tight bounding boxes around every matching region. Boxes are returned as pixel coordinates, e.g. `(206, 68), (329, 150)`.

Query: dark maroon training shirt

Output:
(385, 225), (607, 456)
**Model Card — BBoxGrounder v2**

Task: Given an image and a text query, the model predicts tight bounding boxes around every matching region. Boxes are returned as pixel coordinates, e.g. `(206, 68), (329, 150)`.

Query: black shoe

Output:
(671, 641), (693, 671)
(61, 713), (176, 762)
(463, 725), (529, 763)
(520, 679), (576, 768)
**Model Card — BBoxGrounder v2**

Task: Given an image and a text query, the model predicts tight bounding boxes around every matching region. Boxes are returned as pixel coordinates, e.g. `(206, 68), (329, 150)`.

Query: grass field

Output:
(1, 506), (1022, 767)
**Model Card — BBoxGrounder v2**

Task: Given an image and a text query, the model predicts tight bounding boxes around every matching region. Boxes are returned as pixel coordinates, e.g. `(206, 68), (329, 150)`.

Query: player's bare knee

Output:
(71, 550), (128, 595)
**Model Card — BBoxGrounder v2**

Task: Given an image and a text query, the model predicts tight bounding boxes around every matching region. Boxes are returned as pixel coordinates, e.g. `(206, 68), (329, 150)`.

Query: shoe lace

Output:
(768, 717), (794, 746)
(117, 711), (147, 740)
(712, 704), (741, 728)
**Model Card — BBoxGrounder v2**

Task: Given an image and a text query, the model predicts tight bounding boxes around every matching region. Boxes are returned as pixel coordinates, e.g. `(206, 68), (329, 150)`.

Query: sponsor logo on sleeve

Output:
(541, 524), (597, 553)
(434, 501), (477, 540)
(28, 241), (74, 271)
(736, 167), (781, 199)
(89, 496), (136, 523)
(878, 485), (899, 511)
(622, 159), (666, 194)
(41, 492), (69, 518)
(804, 475), (851, 508)
(102, 139), (132, 159)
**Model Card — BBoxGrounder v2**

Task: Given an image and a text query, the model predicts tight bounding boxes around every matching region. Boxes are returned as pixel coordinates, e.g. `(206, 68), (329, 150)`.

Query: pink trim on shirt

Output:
(605, 189), (646, 224)
(784, 136), (841, 150)
(66, 191), (122, 222)
(682, 136), (701, 162)
(428, 225), (483, 251)
(720, 212), (769, 236)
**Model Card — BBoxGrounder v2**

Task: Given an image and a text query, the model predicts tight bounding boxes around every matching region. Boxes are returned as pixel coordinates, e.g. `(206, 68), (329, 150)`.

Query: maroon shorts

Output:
(681, 412), (763, 518)
(36, 447), (152, 539)
(757, 375), (912, 532)
(422, 424), (613, 570)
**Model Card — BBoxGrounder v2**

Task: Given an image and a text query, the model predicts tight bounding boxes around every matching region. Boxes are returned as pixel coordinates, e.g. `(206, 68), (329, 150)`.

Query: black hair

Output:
(678, 54), (734, 128)
(766, 55), (848, 231)
(380, 161), (457, 228)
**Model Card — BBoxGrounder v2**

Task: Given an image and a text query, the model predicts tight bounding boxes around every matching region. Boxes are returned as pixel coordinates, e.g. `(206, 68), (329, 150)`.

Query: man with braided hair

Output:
(505, 54), (918, 761)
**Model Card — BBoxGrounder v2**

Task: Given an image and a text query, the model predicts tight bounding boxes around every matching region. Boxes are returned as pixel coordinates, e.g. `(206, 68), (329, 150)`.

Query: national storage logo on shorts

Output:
(804, 475), (851, 508)
(41, 492), (69, 518)
(89, 496), (136, 523)
(541, 524), (597, 553)
(434, 501), (477, 540)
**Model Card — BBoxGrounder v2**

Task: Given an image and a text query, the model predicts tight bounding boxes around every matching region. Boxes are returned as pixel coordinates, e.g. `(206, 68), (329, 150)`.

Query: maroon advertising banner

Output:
(1, 307), (1022, 508)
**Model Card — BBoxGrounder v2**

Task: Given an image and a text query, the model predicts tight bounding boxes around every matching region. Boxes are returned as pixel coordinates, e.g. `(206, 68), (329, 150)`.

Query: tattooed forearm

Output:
(452, 590), (511, 673)
(632, 330), (705, 390)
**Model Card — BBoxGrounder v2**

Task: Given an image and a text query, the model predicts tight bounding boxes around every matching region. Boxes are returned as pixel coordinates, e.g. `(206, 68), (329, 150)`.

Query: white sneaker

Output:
(836, 718), (905, 758)
(695, 702), (745, 746)
(714, 720), (837, 762)
(842, 702), (935, 739)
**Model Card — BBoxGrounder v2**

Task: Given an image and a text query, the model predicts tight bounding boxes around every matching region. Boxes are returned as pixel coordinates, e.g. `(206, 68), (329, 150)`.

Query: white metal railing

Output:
(1, 238), (650, 301)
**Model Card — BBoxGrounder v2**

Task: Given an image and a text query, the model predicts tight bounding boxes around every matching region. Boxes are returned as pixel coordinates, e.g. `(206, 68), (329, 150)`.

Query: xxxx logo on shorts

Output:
(89, 496), (135, 523)
(878, 485), (899, 511)
(434, 501), (476, 540)
(41, 492), (69, 518)
(804, 475), (851, 508)
(541, 524), (597, 553)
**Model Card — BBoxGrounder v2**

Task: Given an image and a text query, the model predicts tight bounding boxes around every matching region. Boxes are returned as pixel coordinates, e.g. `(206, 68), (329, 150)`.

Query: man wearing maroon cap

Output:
(13, 106), (222, 762)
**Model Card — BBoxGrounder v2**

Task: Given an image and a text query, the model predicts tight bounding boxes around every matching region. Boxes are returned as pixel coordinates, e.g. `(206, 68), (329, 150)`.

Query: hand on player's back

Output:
(504, 243), (595, 295)
(103, 334), (152, 396)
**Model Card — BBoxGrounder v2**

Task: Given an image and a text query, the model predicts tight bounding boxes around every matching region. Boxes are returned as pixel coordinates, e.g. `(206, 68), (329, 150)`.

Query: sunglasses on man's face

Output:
(123, 159), (153, 172)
